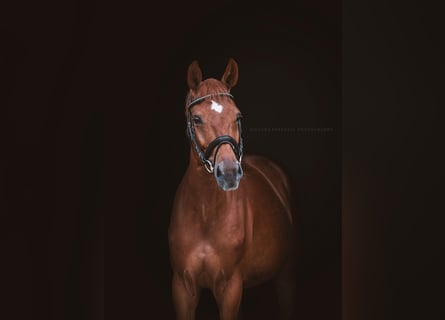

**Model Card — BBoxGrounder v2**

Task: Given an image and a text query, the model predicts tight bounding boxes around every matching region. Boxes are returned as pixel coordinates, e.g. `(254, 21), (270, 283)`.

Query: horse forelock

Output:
(185, 79), (231, 111)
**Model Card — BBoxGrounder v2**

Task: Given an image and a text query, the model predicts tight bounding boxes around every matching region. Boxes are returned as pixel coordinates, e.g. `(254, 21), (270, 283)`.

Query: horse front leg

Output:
(172, 271), (200, 320)
(214, 271), (243, 320)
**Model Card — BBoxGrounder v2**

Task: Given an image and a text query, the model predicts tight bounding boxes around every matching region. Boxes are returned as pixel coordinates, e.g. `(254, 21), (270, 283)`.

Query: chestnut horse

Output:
(168, 59), (296, 320)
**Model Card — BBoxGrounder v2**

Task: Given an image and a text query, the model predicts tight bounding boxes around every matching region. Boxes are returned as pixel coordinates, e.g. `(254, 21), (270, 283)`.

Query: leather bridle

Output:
(186, 92), (243, 173)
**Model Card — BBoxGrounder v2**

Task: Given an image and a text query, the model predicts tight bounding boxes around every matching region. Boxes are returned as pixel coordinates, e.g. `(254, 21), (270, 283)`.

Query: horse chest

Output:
(170, 204), (246, 275)
(190, 209), (245, 257)
(186, 238), (244, 290)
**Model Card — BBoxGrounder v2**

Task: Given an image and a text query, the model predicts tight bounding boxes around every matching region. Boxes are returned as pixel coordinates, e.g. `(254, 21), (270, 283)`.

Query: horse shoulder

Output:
(242, 155), (293, 224)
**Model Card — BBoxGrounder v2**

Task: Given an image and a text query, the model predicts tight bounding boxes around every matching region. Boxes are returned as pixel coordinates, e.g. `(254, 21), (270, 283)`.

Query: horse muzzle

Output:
(214, 159), (243, 191)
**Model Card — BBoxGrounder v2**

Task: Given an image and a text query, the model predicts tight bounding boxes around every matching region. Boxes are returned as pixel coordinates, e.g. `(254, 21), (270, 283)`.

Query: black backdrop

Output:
(2, 1), (341, 319)
(4, 1), (445, 320)
(108, 1), (341, 319)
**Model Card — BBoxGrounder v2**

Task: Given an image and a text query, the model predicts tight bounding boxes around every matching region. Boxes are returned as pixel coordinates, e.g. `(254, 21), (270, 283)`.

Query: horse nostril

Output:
(216, 165), (223, 178)
(237, 163), (243, 177)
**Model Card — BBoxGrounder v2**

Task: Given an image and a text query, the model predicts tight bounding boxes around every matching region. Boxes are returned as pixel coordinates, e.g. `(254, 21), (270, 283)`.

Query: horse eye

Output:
(192, 115), (202, 125)
(236, 113), (243, 121)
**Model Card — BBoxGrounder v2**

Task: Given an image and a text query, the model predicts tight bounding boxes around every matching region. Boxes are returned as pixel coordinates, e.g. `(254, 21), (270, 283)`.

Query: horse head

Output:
(185, 59), (243, 191)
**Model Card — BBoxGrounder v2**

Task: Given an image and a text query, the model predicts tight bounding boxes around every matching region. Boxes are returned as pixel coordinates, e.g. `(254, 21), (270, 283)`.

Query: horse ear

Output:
(187, 60), (202, 92)
(221, 58), (239, 90)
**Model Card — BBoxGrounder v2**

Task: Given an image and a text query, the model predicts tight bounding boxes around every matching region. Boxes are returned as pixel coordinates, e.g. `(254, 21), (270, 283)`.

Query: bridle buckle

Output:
(204, 160), (214, 173)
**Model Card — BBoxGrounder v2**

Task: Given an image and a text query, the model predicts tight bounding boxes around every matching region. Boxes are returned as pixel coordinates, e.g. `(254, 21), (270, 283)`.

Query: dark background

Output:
(2, 1), (105, 319)
(111, 0), (341, 319)
(2, 0), (340, 319)
(343, 1), (445, 320)
(3, 0), (444, 320)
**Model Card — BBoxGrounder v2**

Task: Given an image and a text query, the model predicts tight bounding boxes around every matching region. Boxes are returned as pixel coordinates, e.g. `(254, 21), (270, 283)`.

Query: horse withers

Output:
(168, 58), (296, 320)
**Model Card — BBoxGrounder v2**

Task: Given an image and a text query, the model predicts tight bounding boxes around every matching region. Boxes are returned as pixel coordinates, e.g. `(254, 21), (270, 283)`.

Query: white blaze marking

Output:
(210, 100), (223, 113)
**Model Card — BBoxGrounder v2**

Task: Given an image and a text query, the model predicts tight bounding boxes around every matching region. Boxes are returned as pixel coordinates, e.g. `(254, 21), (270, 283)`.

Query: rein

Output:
(187, 92), (243, 173)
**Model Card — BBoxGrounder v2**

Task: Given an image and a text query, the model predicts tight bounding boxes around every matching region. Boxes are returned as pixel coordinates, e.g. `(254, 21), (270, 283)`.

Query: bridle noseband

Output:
(187, 92), (243, 174)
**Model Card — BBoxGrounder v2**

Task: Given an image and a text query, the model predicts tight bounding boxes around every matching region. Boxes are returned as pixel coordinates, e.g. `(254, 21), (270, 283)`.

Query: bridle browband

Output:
(186, 92), (243, 174)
